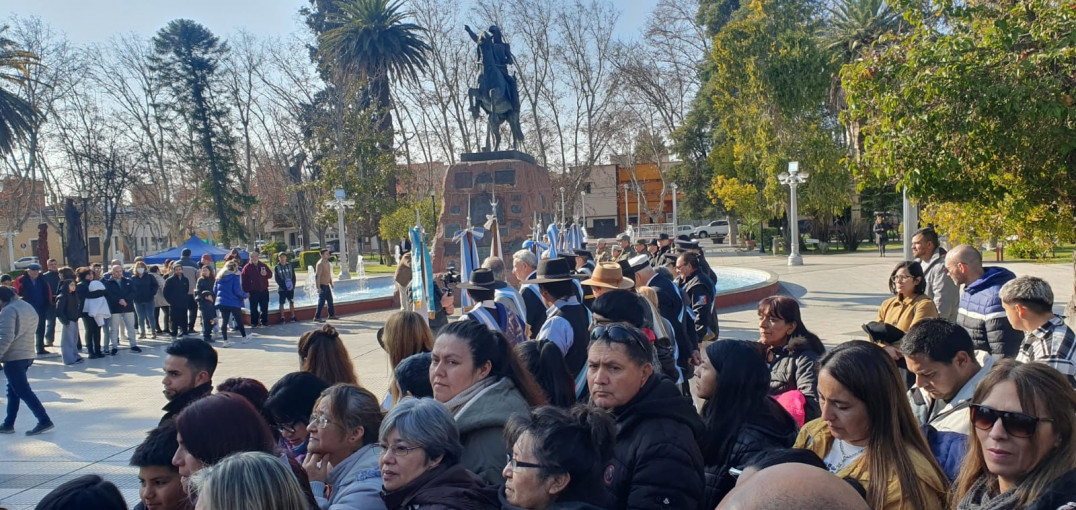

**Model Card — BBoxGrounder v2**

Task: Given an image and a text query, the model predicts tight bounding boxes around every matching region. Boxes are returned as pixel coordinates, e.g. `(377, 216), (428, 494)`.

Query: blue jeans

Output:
(316, 285), (334, 319)
(135, 302), (155, 335)
(3, 359), (51, 427)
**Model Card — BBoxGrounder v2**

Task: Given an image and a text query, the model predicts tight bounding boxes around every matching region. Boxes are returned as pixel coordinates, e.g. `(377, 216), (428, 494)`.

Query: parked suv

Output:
(693, 220), (731, 238)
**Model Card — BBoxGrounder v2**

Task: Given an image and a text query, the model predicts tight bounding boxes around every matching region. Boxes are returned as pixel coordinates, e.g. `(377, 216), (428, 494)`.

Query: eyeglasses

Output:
(505, 453), (547, 471)
(970, 404), (1054, 438)
(890, 275), (915, 282)
(308, 413), (333, 429)
(378, 443), (423, 458)
(275, 422), (300, 434)
(590, 324), (650, 356)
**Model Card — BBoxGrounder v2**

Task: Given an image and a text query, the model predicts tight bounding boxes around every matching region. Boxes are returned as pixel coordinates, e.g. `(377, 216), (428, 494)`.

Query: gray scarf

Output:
(442, 376), (498, 415)
(956, 476), (1019, 510)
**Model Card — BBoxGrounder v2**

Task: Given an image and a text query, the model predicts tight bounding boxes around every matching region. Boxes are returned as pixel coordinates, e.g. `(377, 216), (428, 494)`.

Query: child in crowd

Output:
(199, 290), (216, 343)
(129, 421), (193, 510)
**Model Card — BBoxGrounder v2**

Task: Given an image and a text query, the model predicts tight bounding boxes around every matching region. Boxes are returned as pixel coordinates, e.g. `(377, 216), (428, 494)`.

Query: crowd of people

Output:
(4, 227), (1076, 510)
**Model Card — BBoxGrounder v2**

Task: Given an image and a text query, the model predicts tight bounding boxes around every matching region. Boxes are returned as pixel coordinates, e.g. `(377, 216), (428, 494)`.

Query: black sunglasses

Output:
(590, 323), (650, 356)
(970, 404), (1054, 438)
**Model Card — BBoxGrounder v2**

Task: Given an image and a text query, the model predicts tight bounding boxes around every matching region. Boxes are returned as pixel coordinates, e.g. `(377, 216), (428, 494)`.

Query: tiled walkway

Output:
(0, 248), (1069, 508)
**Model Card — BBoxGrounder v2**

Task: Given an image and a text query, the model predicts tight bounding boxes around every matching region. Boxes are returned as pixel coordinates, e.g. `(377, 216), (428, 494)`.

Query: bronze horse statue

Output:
(466, 26), (524, 152)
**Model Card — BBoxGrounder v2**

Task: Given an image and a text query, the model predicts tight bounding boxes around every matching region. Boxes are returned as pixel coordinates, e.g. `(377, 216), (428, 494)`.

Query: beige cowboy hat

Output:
(580, 263), (635, 290)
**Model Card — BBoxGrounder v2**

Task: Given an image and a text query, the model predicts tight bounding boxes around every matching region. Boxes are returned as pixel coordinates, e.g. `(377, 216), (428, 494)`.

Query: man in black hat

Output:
(633, 238), (648, 256)
(457, 268), (526, 345)
(573, 249), (595, 276)
(630, 254), (699, 388)
(533, 258), (591, 381)
(676, 252), (718, 343)
(656, 232), (673, 260)
(646, 239), (659, 265)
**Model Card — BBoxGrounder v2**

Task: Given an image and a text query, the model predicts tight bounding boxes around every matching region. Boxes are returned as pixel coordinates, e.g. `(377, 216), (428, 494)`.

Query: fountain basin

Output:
(240, 275), (396, 324)
(711, 267), (779, 308)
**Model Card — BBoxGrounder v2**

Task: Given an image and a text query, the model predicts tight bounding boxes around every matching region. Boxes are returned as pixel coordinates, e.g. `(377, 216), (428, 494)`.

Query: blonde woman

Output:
(190, 451), (309, 510)
(379, 311), (433, 408)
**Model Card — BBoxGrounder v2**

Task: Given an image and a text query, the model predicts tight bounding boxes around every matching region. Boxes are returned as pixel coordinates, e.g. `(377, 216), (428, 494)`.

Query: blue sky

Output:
(6, 0), (661, 43)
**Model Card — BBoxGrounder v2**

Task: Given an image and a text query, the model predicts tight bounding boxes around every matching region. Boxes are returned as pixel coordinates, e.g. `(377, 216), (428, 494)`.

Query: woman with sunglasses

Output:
(795, 341), (947, 510)
(952, 360), (1076, 509)
(378, 397), (498, 509)
(587, 322), (704, 510)
(263, 371), (330, 462)
(500, 405), (616, 509)
(695, 339), (799, 509)
(877, 261), (938, 334)
(302, 383), (388, 510)
(757, 296), (826, 422)
(429, 319), (546, 485)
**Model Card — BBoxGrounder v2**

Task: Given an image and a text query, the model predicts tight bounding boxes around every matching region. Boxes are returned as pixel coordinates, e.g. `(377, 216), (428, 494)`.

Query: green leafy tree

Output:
(842, 0), (1076, 245)
(0, 25), (39, 155)
(151, 19), (254, 244)
(378, 196), (436, 245)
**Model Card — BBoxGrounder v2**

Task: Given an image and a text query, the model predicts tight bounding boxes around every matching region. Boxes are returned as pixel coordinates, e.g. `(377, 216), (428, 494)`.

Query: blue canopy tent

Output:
(143, 236), (231, 264)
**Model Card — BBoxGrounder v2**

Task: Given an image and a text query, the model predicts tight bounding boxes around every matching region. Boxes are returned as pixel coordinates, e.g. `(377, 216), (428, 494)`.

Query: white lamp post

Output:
(778, 161), (809, 266)
(328, 189), (355, 280)
(623, 183), (630, 231)
(670, 183), (679, 232)
(559, 187), (566, 224)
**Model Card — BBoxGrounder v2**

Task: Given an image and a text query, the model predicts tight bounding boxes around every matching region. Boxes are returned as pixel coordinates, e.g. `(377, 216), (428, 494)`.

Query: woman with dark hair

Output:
(56, 273), (83, 365)
(35, 474), (127, 510)
(795, 341), (947, 510)
(263, 371), (330, 462)
(303, 384), (388, 510)
(757, 295), (826, 422)
(381, 310), (434, 408)
(695, 339), (799, 509)
(587, 322), (704, 509)
(298, 324), (359, 386)
(215, 377), (269, 412)
(501, 405), (616, 509)
(877, 261), (938, 334)
(516, 340), (576, 408)
(952, 360), (1076, 509)
(430, 319), (546, 484)
(172, 392), (317, 506)
(378, 397), (498, 509)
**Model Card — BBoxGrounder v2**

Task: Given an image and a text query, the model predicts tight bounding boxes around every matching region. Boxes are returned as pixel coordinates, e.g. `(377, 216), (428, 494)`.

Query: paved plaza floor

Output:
(0, 248), (1070, 508)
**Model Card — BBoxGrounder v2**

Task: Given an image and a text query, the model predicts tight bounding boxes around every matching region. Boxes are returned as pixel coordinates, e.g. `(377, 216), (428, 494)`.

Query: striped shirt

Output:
(1017, 315), (1076, 386)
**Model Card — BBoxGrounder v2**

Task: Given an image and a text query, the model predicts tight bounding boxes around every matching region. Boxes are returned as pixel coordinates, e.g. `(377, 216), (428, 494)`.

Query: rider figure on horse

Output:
(465, 25), (520, 116)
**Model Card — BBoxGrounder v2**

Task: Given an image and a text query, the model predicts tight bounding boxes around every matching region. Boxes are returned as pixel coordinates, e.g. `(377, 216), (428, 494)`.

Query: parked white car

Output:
(676, 225), (695, 236)
(693, 220), (731, 238)
(14, 256), (39, 270)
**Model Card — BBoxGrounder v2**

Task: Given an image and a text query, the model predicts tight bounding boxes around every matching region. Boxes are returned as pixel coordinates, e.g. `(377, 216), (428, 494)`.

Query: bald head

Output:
(719, 464), (868, 510)
(944, 244), (984, 286)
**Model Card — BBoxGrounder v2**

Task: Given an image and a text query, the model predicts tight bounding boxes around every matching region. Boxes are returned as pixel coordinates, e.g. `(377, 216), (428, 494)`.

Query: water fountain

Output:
(355, 255), (369, 293)
(304, 265), (317, 299)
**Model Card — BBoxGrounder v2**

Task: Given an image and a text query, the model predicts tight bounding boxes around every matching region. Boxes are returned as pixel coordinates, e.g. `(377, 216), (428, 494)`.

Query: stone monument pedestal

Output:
(433, 152), (553, 274)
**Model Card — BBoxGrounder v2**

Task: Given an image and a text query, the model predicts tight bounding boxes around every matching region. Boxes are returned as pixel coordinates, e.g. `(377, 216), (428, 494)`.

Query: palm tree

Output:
(0, 26), (40, 156)
(317, 0), (430, 138)
(817, 0), (903, 63)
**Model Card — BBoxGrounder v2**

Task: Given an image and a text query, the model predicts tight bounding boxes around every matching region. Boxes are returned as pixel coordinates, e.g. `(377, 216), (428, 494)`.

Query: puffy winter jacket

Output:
(956, 266), (1022, 357)
(130, 274), (159, 303)
(214, 271), (247, 309)
(701, 398), (799, 510)
(602, 375), (704, 510)
(767, 336), (824, 422)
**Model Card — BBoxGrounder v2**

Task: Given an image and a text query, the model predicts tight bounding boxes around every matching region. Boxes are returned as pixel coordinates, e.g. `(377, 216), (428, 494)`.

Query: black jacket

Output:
(1027, 469), (1076, 510)
(679, 271), (717, 341)
(768, 335), (823, 422)
(646, 272), (698, 377)
(520, 276), (546, 339)
(159, 382), (212, 426)
(701, 398), (798, 510)
(54, 280), (82, 325)
(163, 274), (190, 309)
(130, 274), (159, 303)
(603, 375), (704, 510)
(103, 276), (135, 314)
(380, 462), (498, 510)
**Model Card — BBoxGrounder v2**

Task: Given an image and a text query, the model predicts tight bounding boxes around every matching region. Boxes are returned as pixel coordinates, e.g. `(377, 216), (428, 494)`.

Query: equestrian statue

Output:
(465, 24), (525, 152)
